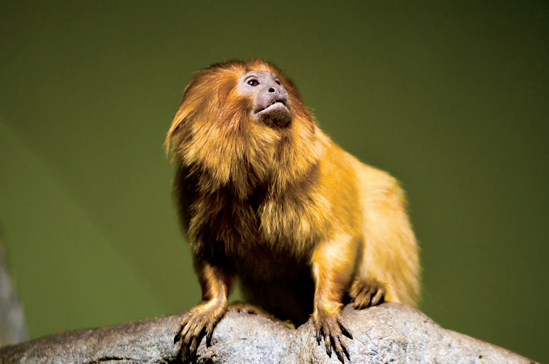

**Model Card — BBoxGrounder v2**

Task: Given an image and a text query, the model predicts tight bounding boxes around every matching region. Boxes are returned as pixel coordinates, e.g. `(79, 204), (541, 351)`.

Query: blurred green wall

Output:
(0, 1), (547, 361)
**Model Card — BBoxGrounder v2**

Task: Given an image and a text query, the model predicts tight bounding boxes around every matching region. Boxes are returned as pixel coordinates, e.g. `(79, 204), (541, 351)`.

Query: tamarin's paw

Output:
(174, 312), (208, 361)
(174, 303), (226, 361)
(349, 278), (386, 309)
(313, 313), (353, 363)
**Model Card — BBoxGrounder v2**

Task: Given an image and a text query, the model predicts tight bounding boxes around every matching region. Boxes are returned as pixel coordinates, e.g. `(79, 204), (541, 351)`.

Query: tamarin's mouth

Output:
(257, 99), (288, 113)
(255, 99), (291, 128)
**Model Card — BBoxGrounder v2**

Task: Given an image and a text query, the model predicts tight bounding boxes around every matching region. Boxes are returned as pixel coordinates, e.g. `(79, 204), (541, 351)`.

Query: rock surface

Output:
(0, 303), (536, 364)
(0, 238), (29, 347)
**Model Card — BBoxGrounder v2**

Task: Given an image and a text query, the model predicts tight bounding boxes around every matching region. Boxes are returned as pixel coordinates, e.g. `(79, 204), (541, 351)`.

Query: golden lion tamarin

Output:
(166, 59), (419, 362)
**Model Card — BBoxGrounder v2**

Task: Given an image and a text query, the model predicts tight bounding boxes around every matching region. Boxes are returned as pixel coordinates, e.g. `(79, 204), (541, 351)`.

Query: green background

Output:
(1, 1), (547, 362)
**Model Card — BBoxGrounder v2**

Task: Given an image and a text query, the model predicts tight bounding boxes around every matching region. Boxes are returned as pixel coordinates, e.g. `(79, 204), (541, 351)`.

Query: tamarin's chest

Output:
(186, 183), (325, 257)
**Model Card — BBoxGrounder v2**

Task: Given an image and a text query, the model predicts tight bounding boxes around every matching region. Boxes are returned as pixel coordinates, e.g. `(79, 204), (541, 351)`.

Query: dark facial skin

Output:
(237, 71), (291, 128)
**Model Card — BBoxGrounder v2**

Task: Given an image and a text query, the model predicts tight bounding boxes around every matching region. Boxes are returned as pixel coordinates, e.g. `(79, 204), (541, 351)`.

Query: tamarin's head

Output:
(166, 59), (321, 191)
(235, 64), (291, 129)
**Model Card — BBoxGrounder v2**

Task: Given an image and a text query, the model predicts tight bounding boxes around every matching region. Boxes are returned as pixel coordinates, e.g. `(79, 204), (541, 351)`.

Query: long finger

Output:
(324, 331), (333, 357)
(337, 317), (353, 340)
(206, 322), (214, 346)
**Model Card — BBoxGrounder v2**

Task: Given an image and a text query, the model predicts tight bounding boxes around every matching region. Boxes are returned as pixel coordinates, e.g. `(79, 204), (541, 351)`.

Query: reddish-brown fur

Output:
(166, 59), (420, 362)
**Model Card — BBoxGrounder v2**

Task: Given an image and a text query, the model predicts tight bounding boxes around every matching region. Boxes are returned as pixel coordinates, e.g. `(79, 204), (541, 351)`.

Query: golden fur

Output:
(167, 59), (419, 362)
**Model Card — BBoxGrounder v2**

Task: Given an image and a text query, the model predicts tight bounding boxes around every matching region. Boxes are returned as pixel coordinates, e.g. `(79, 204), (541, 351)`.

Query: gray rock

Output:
(0, 303), (536, 364)
(0, 238), (29, 347)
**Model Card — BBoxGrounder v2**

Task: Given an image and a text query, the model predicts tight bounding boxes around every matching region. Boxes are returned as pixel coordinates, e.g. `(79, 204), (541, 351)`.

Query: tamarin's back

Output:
(350, 153), (420, 307)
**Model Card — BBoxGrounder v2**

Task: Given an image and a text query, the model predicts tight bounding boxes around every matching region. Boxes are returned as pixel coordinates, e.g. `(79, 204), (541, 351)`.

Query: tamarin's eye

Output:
(247, 79), (259, 86)
(275, 80), (281, 85)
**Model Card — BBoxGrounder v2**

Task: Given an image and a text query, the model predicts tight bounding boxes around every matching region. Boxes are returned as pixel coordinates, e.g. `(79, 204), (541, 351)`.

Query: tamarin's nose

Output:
(268, 87), (276, 93)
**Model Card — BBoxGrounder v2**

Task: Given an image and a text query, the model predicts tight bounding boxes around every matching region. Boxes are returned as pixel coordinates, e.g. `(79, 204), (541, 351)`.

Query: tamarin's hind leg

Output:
(348, 278), (386, 309)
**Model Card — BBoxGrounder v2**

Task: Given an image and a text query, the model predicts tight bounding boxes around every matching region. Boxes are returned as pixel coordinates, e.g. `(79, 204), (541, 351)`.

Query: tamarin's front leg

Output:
(311, 235), (357, 363)
(174, 258), (233, 360)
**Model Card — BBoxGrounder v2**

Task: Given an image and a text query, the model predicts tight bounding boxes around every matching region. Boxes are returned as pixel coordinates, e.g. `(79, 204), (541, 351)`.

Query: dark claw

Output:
(315, 323), (322, 344)
(324, 331), (333, 357)
(338, 318), (353, 340)
(206, 322), (214, 346)
(189, 336), (198, 354)
(174, 330), (182, 344)
(342, 341), (351, 360)
(335, 349), (345, 363)
(325, 340), (332, 357)
(333, 335), (348, 364)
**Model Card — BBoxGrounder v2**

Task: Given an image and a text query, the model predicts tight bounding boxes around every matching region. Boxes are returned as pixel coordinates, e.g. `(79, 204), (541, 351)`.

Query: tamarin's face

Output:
(236, 71), (291, 128)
